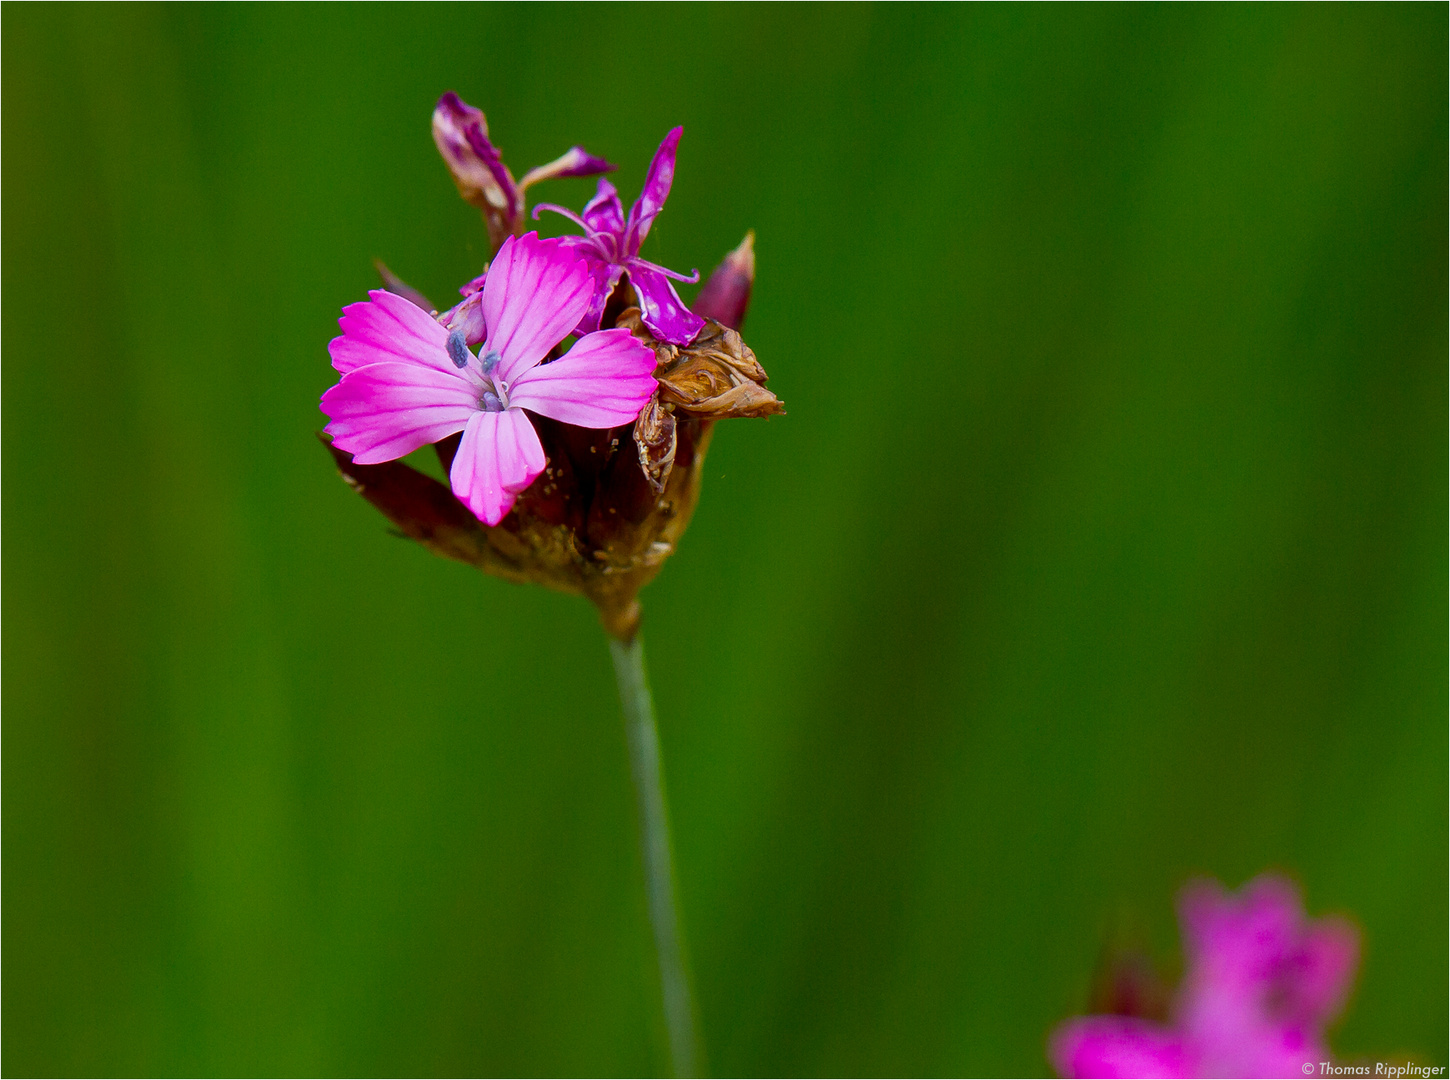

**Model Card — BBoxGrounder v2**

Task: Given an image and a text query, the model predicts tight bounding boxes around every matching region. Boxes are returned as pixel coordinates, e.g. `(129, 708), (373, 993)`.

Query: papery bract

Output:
(1050, 874), (1359, 1079)
(322, 232), (657, 526)
(535, 127), (705, 346)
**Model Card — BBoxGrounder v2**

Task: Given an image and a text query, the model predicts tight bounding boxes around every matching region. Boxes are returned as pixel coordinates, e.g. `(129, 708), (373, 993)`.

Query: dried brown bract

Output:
(622, 309), (785, 421)
(633, 393), (678, 495)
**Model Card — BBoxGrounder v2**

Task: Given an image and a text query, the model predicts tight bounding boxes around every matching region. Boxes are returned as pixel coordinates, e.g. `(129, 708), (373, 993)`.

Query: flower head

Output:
(322, 232), (658, 526)
(324, 102), (781, 640)
(534, 127), (706, 347)
(1051, 874), (1359, 1079)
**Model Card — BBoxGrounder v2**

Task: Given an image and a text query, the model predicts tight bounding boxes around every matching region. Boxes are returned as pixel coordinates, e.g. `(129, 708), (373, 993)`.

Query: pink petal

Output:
(629, 262), (705, 346)
(1198, 1029), (1328, 1080)
(517, 146), (615, 193)
(1180, 875), (1304, 1010)
(330, 289), (453, 375)
(507, 327), (658, 428)
(449, 408), (546, 525)
(1292, 918), (1359, 1021)
(582, 178), (626, 236)
(625, 127), (682, 253)
(566, 256), (625, 337)
(322, 362), (478, 465)
(1049, 1017), (1190, 1079)
(1176, 875), (1359, 1075)
(481, 232), (595, 387)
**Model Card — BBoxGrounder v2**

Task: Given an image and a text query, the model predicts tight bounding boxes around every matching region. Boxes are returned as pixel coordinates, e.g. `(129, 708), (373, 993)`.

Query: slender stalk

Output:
(610, 634), (701, 1078)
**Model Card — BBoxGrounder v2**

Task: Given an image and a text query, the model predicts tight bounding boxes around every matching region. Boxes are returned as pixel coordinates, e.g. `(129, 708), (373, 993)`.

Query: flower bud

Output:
(517, 146), (615, 195)
(1086, 946), (1171, 1023)
(690, 231), (755, 330)
(431, 93), (519, 252)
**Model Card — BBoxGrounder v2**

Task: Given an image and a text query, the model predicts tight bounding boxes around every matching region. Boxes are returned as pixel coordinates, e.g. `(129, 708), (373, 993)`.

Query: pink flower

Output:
(534, 127), (706, 347)
(322, 232), (658, 526)
(1051, 875), (1359, 1079)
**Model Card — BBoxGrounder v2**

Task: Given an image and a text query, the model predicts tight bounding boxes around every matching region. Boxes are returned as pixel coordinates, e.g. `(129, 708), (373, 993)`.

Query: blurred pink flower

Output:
(1051, 874), (1359, 1079)
(322, 232), (657, 526)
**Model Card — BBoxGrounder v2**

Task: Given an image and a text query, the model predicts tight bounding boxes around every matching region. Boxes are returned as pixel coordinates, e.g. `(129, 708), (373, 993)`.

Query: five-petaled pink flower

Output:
(534, 127), (706, 347)
(322, 232), (658, 526)
(1051, 874), (1359, 1079)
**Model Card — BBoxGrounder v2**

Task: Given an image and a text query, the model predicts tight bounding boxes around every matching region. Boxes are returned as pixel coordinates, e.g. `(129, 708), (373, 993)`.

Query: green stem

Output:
(610, 634), (701, 1078)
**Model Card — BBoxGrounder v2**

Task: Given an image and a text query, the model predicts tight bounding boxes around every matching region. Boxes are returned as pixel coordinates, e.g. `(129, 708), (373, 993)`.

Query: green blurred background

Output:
(5, 4), (1445, 1075)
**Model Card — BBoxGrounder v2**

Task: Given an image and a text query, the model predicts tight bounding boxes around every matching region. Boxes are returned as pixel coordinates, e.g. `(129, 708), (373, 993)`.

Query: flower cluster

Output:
(1051, 874), (1359, 1079)
(321, 94), (782, 638)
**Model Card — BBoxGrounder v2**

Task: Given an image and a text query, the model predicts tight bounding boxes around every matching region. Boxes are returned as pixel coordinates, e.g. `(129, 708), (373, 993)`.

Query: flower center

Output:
(588, 231), (622, 265)
(448, 334), (510, 411)
(478, 348), (508, 412)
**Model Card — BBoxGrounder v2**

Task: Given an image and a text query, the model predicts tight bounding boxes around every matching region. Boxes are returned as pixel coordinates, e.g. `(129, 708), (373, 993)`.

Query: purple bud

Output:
(691, 231), (755, 331)
(439, 291), (486, 347)
(432, 92), (520, 252)
(517, 146), (616, 194)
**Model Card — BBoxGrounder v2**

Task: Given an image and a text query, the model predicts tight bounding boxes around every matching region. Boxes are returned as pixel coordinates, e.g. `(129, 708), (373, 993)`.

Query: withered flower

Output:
(432, 91), (615, 251)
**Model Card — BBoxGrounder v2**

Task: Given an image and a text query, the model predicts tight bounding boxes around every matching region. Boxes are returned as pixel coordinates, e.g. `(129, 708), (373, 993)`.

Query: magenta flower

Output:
(534, 127), (706, 347)
(322, 232), (658, 526)
(1051, 874), (1359, 1079)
